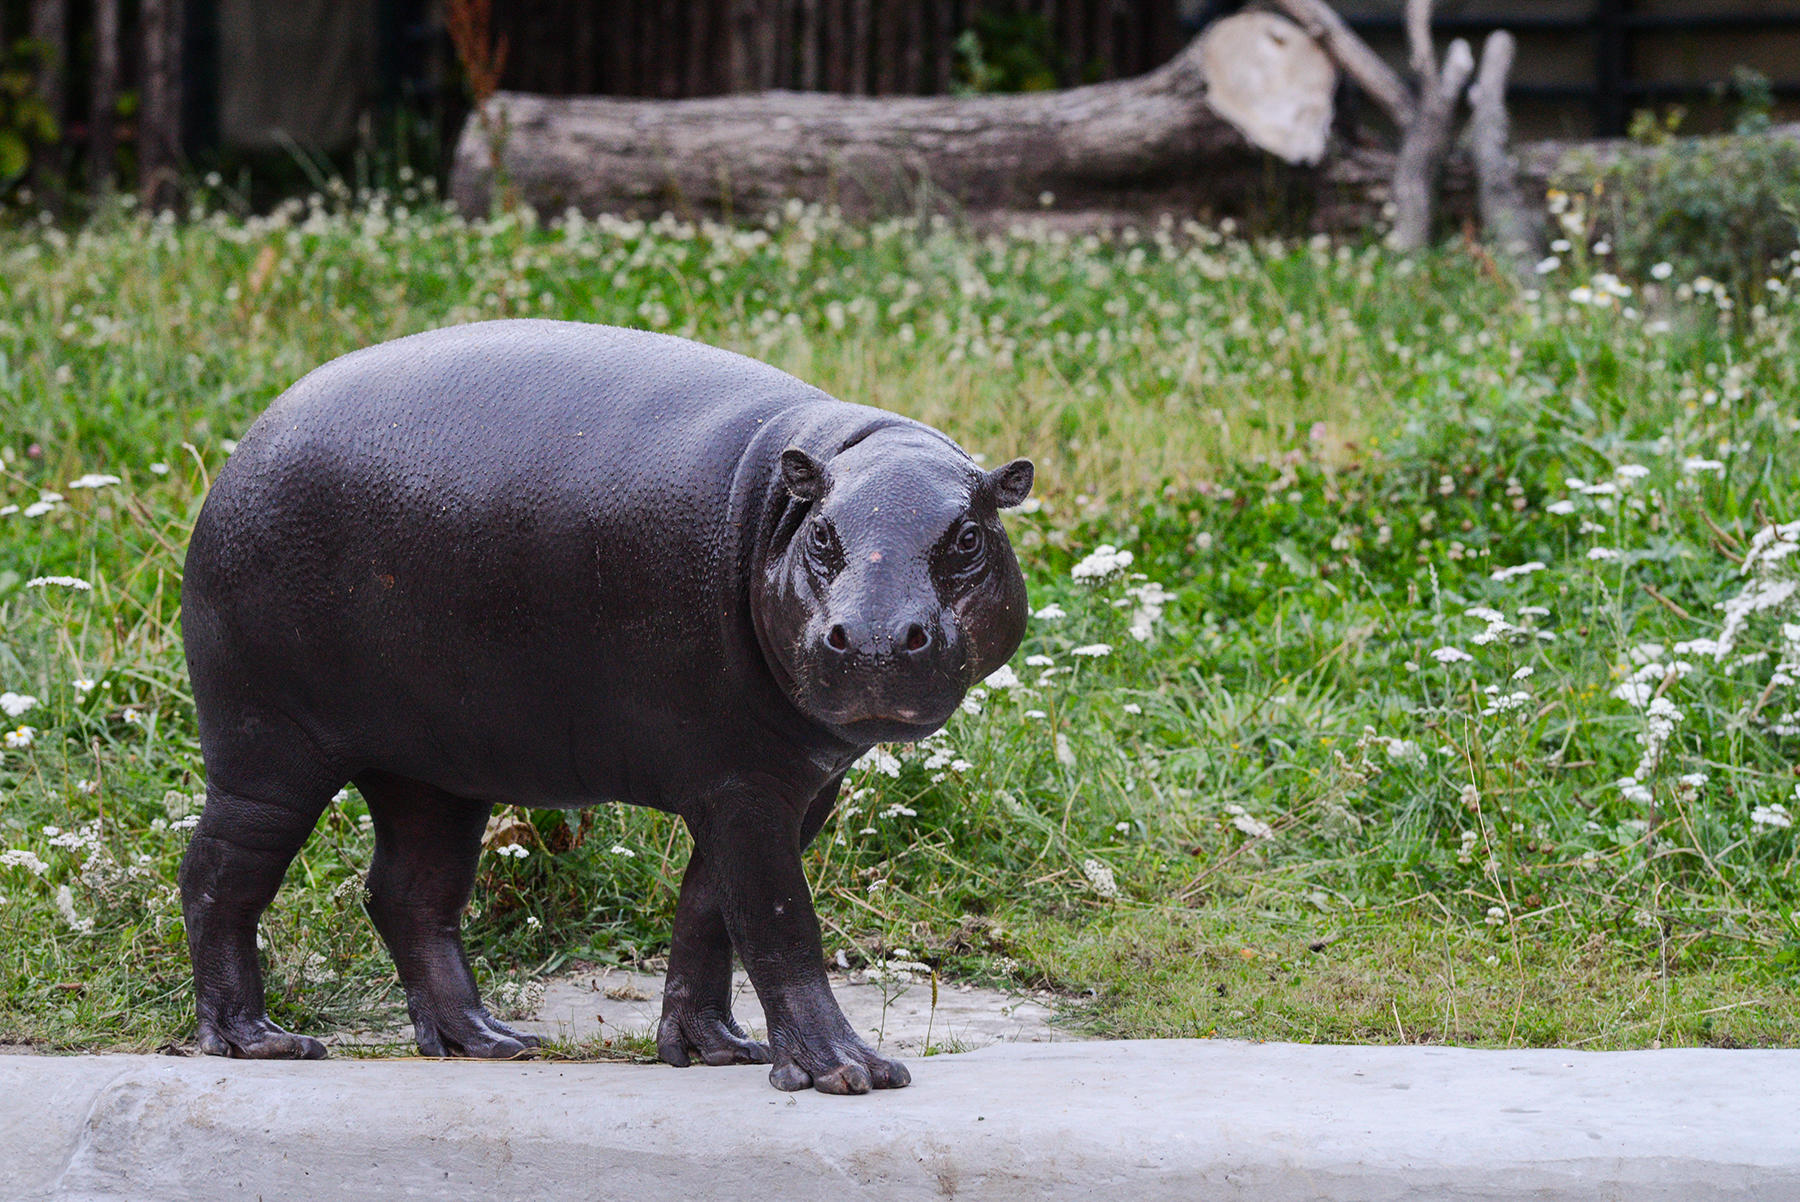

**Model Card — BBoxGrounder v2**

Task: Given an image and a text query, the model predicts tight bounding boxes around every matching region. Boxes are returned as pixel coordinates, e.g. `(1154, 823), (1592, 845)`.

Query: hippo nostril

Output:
(826, 625), (849, 652)
(903, 624), (929, 653)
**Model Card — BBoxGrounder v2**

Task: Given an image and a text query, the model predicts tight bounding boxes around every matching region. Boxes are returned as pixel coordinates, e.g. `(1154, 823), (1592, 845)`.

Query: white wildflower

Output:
(1033, 603), (1066, 621)
(1617, 779), (1653, 805)
(0, 849), (50, 876)
(1225, 805), (1274, 840)
(4, 726), (35, 749)
(1430, 647), (1474, 664)
(1651, 261), (1674, 280)
(1545, 500), (1577, 516)
(854, 747), (903, 778)
(1682, 458), (1725, 474)
(1615, 464), (1650, 480)
(1490, 561), (1547, 582)
(149, 462), (170, 475)
(1751, 803), (1793, 831)
(67, 474), (122, 490)
(73, 678), (97, 696)
(0, 692), (38, 718)
(609, 845), (636, 857)
(1481, 688), (1532, 716)
(1024, 654), (1054, 667)
(55, 885), (94, 934)
(1081, 858), (1120, 899)
(1071, 643), (1113, 658)
(1377, 737), (1424, 765)
(1121, 703), (1142, 715)
(1071, 544), (1134, 582)
(25, 576), (92, 590)
(1586, 547), (1623, 562)
(1717, 578), (1800, 659)
(1126, 581), (1171, 641)
(983, 665), (1021, 690)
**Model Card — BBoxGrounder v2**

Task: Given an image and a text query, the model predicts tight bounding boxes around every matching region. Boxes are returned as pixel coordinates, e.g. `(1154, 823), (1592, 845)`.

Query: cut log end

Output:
(1198, 13), (1337, 166)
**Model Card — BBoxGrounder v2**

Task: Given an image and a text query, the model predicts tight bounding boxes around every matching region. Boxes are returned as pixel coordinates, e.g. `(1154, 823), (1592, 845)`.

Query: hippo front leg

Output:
(657, 846), (773, 1068)
(691, 782), (909, 1095)
(658, 775), (846, 1069)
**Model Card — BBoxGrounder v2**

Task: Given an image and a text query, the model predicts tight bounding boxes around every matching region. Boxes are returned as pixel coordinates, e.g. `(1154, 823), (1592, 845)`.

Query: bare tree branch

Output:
(1467, 30), (1540, 263)
(1390, 34), (1473, 249)
(1404, 0), (1437, 79)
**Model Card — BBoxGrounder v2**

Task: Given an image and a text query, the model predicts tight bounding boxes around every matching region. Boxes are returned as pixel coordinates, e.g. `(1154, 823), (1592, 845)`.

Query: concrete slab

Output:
(517, 966), (1074, 1054)
(4, 1041), (1798, 1201)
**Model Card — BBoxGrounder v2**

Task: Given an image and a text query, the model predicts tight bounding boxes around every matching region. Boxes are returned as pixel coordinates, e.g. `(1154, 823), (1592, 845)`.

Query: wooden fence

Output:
(490, 0), (1196, 99)
(5, 0), (1799, 207)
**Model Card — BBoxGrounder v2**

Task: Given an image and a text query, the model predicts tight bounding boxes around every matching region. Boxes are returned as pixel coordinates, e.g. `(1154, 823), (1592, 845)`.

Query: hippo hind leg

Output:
(180, 774), (337, 1060)
(355, 772), (541, 1059)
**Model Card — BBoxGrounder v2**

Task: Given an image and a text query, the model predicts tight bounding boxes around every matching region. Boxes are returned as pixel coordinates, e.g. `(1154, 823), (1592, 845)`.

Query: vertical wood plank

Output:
(138, 0), (181, 210)
(874, 0), (899, 94)
(89, 0), (119, 199)
(28, 0), (66, 194)
(1093, 0), (1115, 80)
(685, 0), (712, 94)
(903, 0), (925, 93)
(823, 0), (846, 92)
(1059, 0), (1086, 85)
(932, 0), (954, 92)
(757, 0), (779, 89)
(798, 0), (820, 89)
(849, 0), (870, 94)
(772, 0), (795, 89)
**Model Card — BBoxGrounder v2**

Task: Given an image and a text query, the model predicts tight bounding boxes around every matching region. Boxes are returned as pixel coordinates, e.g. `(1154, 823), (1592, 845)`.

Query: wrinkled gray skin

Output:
(179, 320), (1032, 1094)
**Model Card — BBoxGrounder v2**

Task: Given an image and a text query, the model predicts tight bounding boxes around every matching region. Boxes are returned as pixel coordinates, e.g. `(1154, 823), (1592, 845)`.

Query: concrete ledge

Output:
(4, 1041), (1798, 1200)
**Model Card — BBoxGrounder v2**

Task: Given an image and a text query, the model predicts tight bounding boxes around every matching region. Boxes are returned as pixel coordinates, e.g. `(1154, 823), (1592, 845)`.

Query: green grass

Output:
(3, 187), (1799, 1054)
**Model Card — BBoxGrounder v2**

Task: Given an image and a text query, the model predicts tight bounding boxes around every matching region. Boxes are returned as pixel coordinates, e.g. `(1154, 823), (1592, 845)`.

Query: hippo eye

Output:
(956, 522), (984, 556)
(809, 521), (835, 557)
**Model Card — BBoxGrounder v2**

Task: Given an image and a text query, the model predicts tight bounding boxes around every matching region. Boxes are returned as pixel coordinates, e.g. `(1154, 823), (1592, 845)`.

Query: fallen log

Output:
(450, 13), (1339, 220)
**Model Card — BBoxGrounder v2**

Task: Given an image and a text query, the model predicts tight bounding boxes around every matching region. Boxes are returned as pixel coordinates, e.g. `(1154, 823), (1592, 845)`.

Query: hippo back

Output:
(183, 320), (913, 808)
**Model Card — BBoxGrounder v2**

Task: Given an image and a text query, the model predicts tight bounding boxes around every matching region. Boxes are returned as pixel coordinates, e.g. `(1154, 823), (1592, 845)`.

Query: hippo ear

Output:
(985, 458), (1035, 509)
(780, 448), (831, 501)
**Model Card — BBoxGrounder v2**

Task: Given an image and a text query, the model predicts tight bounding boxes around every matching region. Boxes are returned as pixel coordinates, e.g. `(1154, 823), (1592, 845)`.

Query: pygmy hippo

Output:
(179, 319), (1033, 1094)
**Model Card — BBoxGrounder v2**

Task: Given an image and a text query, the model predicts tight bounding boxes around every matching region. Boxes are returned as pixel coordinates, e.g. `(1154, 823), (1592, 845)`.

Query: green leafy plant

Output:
(1570, 92), (1800, 298)
(952, 11), (1062, 96)
(0, 38), (61, 189)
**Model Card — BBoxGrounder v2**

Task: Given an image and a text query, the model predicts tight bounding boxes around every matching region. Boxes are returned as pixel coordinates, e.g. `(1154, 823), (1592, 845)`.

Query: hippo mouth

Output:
(801, 691), (963, 742)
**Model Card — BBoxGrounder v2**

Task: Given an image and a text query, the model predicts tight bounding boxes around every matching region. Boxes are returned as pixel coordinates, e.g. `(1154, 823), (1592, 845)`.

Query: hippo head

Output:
(757, 427), (1033, 745)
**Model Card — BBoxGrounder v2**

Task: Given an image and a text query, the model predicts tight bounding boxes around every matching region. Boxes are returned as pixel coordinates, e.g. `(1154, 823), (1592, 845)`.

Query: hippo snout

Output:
(805, 607), (967, 727)
(822, 607), (942, 660)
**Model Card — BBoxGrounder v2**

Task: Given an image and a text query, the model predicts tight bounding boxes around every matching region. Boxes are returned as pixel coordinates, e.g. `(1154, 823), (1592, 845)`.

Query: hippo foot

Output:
(413, 1007), (542, 1059)
(768, 1031), (911, 1095)
(197, 1015), (328, 1060)
(657, 1007), (773, 1068)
